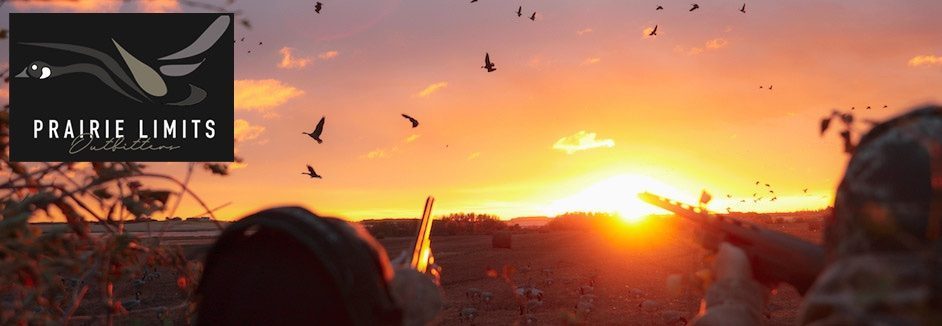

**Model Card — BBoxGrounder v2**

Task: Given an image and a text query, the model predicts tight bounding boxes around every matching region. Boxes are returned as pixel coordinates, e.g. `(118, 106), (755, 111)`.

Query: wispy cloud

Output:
(414, 82), (448, 98)
(553, 131), (615, 154)
(908, 55), (942, 67)
(137, 0), (179, 12)
(278, 47), (312, 69)
(467, 152), (482, 160)
(581, 57), (601, 65)
(576, 28), (593, 36)
(13, 0), (121, 11)
(362, 147), (398, 159)
(404, 134), (421, 143)
(678, 38), (729, 55)
(234, 79), (304, 112)
(234, 119), (265, 142)
(705, 38), (728, 49)
(318, 51), (340, 60)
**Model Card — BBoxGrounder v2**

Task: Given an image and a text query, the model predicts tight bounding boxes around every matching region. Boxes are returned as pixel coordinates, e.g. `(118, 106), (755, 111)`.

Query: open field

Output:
(85, 215), (822, 325)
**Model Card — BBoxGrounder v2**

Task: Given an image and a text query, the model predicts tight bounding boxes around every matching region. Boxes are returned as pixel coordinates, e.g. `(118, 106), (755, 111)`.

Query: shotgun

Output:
(409, 196), (435, 273)
(639, 192), (825, 295)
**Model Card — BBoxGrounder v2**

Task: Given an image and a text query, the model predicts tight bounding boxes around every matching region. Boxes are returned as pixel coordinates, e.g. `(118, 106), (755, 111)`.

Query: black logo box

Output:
(9, 13), (234, 162)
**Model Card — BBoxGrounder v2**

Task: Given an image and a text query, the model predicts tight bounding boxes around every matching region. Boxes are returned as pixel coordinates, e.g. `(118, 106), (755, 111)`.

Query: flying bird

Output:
(314, 2), (323, 13)
(516, 6), (523, 17)
(866, 106), (872, 110)
(689, 3), (699, 11)
(803, 188), (809, 194)
(739, 3), (746, 13)
(470, 0), (478, 2)
(302, 165), (322, 179)
(302, 116), (326, 143)
(768, 85), (773, 90)
(820, 117), (832, 136)
(883, 105), (888, 109)
(482, 53), (496, 72)
(649, 25), (658, 36)
(755, 181), (760, 185)
(529, 12), (536, 21)
(401, 114), (419, 128)
(656, 5), (664, 10)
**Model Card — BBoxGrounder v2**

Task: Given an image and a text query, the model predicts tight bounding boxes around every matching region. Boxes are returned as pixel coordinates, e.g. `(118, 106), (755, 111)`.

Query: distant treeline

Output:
(361, 211), (624, 238)
(361, 212), (510, 238)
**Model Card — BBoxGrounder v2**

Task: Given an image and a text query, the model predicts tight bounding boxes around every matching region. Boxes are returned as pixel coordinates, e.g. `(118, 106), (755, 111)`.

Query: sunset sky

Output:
(4, 0), (942, 221)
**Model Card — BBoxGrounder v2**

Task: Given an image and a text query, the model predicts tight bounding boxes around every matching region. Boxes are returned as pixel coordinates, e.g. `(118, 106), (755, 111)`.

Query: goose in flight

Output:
(302, 165), (322, 179)
(402, 114), (419, 128)
(302, 116), (326, 143)
(482, 53), (496, 72)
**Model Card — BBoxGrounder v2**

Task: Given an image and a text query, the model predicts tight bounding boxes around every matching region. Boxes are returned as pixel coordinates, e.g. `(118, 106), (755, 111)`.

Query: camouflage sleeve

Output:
(799, 254), (942, 325)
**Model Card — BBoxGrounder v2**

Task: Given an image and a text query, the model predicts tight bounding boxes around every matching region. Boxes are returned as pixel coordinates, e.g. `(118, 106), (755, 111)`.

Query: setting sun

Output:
(544, 174), (687, 223)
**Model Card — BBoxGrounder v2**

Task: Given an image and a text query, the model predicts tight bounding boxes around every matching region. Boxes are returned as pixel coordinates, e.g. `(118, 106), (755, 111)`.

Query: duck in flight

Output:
(15, 15), (230, 107)
(516, 6), (522, 17)
(656, 5), (663, 10)
(402, 114), (419, 128)
(649, 25), (658, 36)
(302, 116), (326, 143)
(314, 2), (323, 13)
(482, 53), (496, 72)
(302, 165), (322, 179)
(529, 12), (536, 21)
(689, 3), (699, 11)
(739, 3), (745, 13)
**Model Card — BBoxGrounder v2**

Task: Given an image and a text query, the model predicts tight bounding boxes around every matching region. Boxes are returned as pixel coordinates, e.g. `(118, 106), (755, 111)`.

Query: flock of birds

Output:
(649, 3), (747, 37)
(299, 114), (420, 179)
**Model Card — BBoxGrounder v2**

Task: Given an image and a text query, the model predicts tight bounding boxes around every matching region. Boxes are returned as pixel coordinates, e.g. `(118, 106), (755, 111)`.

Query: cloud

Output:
(404, 134), (421, 143)
(908, 55), (942, 67)
(234, 119), (265, 142)
(705, 38), (728, 49)
(576, 28), (593, 36)
(363, 147), (397, 159)
(278, 47), (312, 69)
(234, 79), (304, 112)
(553, 131), (615, 154)
(318, 51), (340, 60)
(137, 0), (179, 12)
(12, 0), (121, 11)
(414, 82), (448, 98)
(581, 57), (601, 65)
(467, 152), (481, 160)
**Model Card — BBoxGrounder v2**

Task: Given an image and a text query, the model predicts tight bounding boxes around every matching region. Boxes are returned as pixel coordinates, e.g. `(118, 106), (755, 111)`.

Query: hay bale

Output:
(492, 231), (512, 249)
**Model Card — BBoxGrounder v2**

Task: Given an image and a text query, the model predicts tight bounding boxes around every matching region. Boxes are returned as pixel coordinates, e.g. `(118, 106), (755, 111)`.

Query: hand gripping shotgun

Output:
(639, 192), (826, 294)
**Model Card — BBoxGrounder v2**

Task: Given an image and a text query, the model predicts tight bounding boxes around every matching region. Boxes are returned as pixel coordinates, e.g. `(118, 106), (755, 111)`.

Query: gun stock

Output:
(639, 192), (825, 295)
(409, 196), (435, 273)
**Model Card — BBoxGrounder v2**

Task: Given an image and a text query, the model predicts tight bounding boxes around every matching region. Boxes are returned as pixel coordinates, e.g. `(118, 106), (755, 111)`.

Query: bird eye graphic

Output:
(25, 61), (52, 80)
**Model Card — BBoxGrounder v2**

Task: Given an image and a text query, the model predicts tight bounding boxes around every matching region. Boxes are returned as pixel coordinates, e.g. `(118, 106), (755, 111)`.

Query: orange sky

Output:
(4, 0), (942, 221)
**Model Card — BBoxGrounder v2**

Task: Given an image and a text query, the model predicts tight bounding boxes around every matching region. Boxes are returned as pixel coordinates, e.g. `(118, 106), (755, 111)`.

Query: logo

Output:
(9, 13), (234, 162)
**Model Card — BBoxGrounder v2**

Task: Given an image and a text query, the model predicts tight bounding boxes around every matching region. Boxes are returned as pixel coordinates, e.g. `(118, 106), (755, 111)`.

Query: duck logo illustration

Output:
(14, 15), (230, 106)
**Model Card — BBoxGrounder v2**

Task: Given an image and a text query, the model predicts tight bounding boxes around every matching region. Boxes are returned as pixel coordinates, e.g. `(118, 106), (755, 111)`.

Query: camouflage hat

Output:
(826, 105), (942, 258)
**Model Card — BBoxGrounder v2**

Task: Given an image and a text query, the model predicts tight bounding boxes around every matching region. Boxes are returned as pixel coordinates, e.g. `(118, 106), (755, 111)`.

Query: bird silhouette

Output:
(689, 3), (699, 11)
(302, 165), (322, 179)
(470, 0), (478, 3)
(516, 6), (523, 17)
(529, 12), (536, 21)
(649, 25), (658, 36)
(240, 37), (245, 42)
(314, 2), (323, 13)
(482, 53), (496, 72)
(302, 116), (326, 143)
(803, 188), (809, 194)
(739, 3), (745, 13)
(402, 114), (419, 128)
(851, 106), (856, 110)
(883, 105), (888, 109)
(656, 5), (664, 10)
(759, 86), (763, 89)
(258, 42), (263, 45)
(768, 85), (773, 90)
(765, 183), (771, 187)
(866, 106), (872, 110)
(820, 117), (832, 136)
(755, 181), (760, 185)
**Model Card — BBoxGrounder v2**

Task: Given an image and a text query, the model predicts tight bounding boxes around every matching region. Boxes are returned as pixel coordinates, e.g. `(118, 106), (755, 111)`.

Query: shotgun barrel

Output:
(639, 192), (825, 295)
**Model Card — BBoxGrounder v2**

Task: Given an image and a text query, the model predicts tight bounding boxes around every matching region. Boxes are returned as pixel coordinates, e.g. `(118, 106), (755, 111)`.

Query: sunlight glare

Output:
(544, 174), (687, 223)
